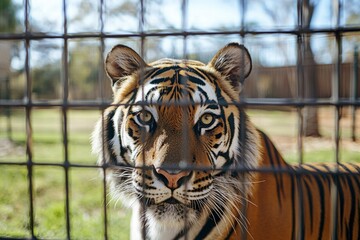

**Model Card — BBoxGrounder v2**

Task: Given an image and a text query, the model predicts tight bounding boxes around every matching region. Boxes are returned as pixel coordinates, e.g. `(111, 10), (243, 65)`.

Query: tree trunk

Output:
(302, 0), (321, 137)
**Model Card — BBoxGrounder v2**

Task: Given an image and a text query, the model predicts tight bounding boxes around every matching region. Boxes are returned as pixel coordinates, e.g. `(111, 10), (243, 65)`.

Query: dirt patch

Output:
(0, 139), (25, 158)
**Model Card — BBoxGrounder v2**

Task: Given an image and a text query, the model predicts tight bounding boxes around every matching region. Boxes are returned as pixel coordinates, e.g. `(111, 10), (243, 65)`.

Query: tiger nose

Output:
(154, 168), (192, 189)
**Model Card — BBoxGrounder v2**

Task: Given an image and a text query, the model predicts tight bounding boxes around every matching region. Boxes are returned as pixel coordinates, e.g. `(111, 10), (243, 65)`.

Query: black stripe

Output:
(172, 227), (189, 240)
(149, 66), (179, 79)
(227, 113), (235, 145)
(349, 162), (360, 173)
(290, 169), (296, 240)
(106, 110), (115, 142)
(145, 85), (162, 101)
(214, 133), (223, 140)
(194, 205), (226, 240)
(304, 176), (314, 233)
(105, 109), (118, 164)
(337, 177), (345, 236)
(193, 68), (218, 86)
(224, 224), (235, 240)
(143, 67), (160, 80)
(358, 202), (360, 240)
(297, 174), (305, 240)
(187, 75), (206, 86)
(206, 103), (220, 109)
(150, 77), (172, 85)
(261, 131), (283, 207)
(189, 67), (211, 80)
(197, 86), (210, 101)
(341, 163), (360, 190)
(117, 118), (131, 165)
(343, 164), (360, 239)
(344, 173), (356, 240)
(273, 142), (285, 198)
(211, 121), (223, 131)
(213, 143), (221, 149)
(214, 82), (227, 107)
(313, 173), (326, 240)
(260, 131), (274, 166)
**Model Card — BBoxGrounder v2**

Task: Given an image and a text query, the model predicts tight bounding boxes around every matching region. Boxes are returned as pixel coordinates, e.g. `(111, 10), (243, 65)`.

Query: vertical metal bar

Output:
(351, 46), (358, 142)
(101, 167), (108, 239)
(24, 0), (35, 238)
(99, 0), (105, 103)
(296, 0), (304, 165)
(330, 0), (342, 239)
(296, 1), (305, 239)
(239, 0), (245, 32)
(181, 1), (189, 239)
(238, 0), (248, 239)
(138, 1), (147, 240)
(333, 4), (341, 166)
(181, 0), (188, 59)
(139, 0), (145, 56)
(62, 0), (71, 238)
(99, 0), (108, 239)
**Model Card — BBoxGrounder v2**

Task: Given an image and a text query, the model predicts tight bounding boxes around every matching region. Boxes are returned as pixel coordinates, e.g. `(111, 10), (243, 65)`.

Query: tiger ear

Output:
(208, 43), (252, 91)
(105, 45), (147, 87)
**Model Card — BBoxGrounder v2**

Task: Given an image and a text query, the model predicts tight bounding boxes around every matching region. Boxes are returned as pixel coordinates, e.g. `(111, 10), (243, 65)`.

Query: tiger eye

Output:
(200, 113), (214, 126)
(137, 111), (153, 124)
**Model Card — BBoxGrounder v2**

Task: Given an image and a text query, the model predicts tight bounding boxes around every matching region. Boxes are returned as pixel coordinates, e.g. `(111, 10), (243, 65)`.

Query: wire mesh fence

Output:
(0, 0), (359, 239)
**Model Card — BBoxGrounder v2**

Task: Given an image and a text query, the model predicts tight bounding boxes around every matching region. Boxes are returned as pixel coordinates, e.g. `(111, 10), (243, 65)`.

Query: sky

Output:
(14, 0), (339, 31)
(9, 0), (360, 68)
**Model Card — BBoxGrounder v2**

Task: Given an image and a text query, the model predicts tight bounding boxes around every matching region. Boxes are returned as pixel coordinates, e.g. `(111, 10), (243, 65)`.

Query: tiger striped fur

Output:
(92, 43), (360, 240)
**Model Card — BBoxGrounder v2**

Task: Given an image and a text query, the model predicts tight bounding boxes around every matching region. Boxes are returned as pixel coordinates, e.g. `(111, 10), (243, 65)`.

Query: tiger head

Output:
(92, 43), (261, 230)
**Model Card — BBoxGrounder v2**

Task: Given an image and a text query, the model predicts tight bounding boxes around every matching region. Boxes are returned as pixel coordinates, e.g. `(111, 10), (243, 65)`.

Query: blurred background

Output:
(0, 0), (359, 239)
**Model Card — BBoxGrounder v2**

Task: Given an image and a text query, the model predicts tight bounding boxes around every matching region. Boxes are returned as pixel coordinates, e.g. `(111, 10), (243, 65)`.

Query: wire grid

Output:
(0, 0), (359, 239)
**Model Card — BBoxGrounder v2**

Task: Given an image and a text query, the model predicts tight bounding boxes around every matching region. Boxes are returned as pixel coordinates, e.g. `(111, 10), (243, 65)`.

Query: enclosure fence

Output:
(0, 0), (359, 239)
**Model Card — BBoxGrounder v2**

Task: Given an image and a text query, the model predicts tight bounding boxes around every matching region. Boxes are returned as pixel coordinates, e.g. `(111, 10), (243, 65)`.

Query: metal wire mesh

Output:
(0, 0), (359, 239)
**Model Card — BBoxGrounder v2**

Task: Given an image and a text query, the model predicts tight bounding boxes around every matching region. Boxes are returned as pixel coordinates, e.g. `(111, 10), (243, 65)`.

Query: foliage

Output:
(344, 0), (360, 25)
(68, 43), (101, 100)
(0, 0), (18, 32)
(32, 64), (61, 99)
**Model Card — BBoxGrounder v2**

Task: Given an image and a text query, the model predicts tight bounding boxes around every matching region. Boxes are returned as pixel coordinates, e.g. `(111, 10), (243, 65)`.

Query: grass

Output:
(247, 107), (360, 164)
(0, 109), (132, 239)
(0, 107), (359, 239)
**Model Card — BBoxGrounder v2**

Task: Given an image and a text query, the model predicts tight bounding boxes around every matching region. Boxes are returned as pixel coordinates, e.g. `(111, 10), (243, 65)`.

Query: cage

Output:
(0, 0), (359, 239)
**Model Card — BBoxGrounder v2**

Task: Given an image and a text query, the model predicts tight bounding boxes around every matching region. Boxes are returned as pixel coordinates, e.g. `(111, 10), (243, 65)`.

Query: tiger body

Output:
(248, 133), (360, 240)
(92, 43), (360, 239)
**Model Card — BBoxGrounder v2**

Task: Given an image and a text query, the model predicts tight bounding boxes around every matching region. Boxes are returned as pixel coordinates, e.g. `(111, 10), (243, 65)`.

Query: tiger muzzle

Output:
(153, 167), (192, 189)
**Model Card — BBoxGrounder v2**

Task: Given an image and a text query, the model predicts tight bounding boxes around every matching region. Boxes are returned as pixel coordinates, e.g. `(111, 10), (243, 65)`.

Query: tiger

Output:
(92, 43), (360, 240)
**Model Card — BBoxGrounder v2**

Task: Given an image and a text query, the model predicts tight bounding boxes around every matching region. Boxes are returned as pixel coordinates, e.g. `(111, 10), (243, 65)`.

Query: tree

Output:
(0, 0), (18, 32)
(257, 0), (321, 136)
(0, 0), (19, 141)
(32, 64), (61, 99)
(301, 0), (321, 137)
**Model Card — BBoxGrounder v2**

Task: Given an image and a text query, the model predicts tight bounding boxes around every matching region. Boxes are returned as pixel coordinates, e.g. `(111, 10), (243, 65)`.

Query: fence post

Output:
(352, 46), (358, 142)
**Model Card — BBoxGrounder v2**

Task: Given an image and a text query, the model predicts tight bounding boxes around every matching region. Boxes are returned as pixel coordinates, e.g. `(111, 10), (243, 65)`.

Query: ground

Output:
(0, 107), (359, 239)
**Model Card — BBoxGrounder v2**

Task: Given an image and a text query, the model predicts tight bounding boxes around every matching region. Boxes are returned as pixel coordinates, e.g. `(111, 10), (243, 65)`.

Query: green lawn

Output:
(0, 109), (131, 239)
(0, 107), (359, 239)
(247, 108), (360, 164)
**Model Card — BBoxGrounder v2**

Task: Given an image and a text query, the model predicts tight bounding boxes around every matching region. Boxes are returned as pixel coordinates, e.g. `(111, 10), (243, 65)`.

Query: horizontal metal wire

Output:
(1, 98), (360, 108)
(0, 159), (357, 174)
(0, 26), (360, 40)
(1, 0), (359, 239)
(1, 160), (359, 177)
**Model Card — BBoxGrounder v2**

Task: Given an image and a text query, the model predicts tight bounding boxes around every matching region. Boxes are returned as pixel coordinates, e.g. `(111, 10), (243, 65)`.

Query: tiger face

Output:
(92, 43), (260, 234)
